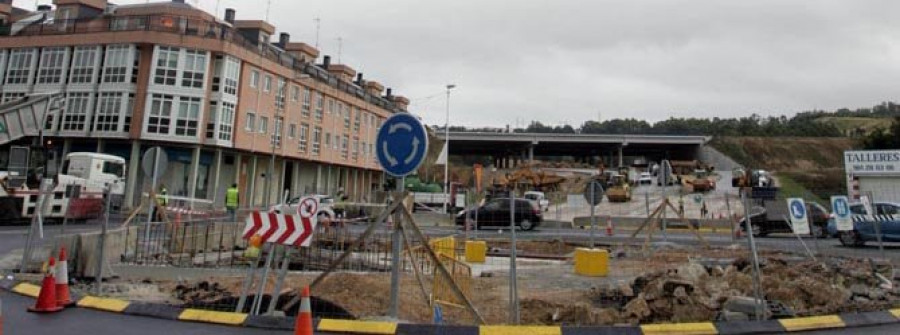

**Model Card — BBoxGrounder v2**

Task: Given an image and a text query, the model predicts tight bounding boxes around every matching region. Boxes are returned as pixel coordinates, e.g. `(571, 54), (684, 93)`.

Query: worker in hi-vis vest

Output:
(226, 183), (239, 222)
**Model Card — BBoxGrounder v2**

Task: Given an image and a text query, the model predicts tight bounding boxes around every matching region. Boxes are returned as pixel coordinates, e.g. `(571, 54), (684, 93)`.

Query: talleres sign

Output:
(844, 150), (900, 175)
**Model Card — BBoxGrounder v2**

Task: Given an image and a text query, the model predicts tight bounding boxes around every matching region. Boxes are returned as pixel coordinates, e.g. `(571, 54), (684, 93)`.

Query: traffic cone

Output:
(55, 247), (74, 307)
(606, 216), (613, 236)
(294, 286), (313, 335)
(28, 257), (63, 313)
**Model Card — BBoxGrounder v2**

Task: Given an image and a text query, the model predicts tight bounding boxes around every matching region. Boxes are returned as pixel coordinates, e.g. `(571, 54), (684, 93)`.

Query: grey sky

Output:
(33, 0), (900, 127)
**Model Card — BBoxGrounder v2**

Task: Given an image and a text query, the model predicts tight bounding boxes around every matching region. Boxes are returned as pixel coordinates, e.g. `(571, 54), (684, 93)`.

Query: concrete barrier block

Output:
(465, 241), (486, 263)
(574, 248), (608, 277)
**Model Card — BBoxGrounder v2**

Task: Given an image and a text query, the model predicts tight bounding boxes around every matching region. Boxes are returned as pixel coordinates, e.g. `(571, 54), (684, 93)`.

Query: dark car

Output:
(740, 201), (830, 237)
(455, 198), (542, 231)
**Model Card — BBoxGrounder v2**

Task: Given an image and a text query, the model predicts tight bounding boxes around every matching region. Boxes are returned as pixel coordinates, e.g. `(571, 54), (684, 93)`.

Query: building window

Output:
(302, 88), (311, 118)
(147, 94), (174, 134)
(275, 77), (286, 110)
(353, 107), (361, 132)
(223, 56), (240, 95)
(153, 46), (179, 86)
(341, 135), (349, 159)
(102, 45), (132, 83)
(312, 126), (322, 156)
(1, 92), (26, 103)
(219, 101), (235, 141)
(249, 69), (259, 89)
(343, 104), (351, 129)
(325, 133), (331, 148)
(263, 75), (272, 93)
(291, 85), (300, 102)
(315, 93), (324, 121)
(353, 138), (359, 161)
(299, 123), (309, 153)
(175, 97), (201, 136)
(206, 101), (218, 139)
(69, 46), (98, 84)
(61, 92), (92, 131)
(259, 116), (268, 133)
(362, 141), (367, 157)
(124, 94), (134, 132)
(36, 47), (67, 85)
(288, 123), (296, 139)
(245, 112), (256, 132)
(272, 116), (283, 147)
(182, 49), (206, 88)
(94, 92), (123, 132)
(6, 48), (35, 85)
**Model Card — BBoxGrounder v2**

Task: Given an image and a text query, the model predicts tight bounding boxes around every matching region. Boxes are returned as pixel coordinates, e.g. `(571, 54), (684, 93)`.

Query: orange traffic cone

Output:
(28, 257), (63, 313)
(294, 286), (313, 335)
(606, 216), (613, 236)
(56, 247), (74, 307)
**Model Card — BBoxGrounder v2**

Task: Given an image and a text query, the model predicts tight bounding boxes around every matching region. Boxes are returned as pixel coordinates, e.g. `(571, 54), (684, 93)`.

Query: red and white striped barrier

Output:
(242, 197), (319, 247)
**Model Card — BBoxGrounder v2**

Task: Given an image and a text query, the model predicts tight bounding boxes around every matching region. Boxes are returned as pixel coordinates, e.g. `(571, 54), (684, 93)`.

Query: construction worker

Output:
(226, 183), (239, 222)
(156, 185), (168, 221)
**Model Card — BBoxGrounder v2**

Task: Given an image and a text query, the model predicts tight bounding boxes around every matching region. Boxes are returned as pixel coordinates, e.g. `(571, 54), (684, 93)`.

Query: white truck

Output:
(0, 147), (126, 223)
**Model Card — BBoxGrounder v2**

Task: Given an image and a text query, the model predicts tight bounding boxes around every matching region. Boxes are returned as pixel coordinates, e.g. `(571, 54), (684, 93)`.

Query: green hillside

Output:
(814, 116), (893, 137)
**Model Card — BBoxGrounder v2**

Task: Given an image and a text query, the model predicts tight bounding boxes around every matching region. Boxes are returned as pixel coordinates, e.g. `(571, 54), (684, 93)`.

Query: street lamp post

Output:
(443, 84), (455, 214)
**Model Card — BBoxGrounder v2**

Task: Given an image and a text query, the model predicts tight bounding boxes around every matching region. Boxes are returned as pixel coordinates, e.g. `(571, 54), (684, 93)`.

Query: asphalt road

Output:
(0, 290), (291, 335)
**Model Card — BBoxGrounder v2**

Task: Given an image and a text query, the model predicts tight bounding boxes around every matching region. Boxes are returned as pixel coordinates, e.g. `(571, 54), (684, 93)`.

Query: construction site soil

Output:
(91, 241), (900, 326)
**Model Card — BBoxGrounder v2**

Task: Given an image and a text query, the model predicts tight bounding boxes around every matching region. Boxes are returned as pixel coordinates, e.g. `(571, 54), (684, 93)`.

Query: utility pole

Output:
(442, 84), (455, 214)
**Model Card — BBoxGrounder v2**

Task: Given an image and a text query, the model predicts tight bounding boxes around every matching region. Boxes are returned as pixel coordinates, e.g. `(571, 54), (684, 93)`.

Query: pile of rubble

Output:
(605, 257), (899, 324)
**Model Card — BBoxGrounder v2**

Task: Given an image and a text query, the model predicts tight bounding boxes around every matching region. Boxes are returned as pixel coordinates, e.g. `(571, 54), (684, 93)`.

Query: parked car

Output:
(523, 191), (550, 212)
(638, 172), (654, 186)
(828, 202), (900, 247)
(739, 201), (829, 237)
(270, 194), (337, 220)
(455, 198), (543, 231)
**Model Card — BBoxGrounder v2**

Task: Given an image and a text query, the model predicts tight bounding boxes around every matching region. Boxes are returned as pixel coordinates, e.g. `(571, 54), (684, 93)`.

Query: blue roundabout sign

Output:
(376, 113), (429, 177)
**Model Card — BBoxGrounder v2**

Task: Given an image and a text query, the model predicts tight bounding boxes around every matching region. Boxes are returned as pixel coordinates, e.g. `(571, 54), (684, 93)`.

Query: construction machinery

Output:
(605, 174), (632, 202)
(731, 168), (774, 188)
(688, 169), (717, 192)
(497, 164), (566, 191)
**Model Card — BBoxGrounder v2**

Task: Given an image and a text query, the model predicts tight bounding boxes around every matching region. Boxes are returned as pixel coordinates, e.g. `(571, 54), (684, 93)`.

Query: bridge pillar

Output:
(528, 145), (534, 163)
(618, 145), (624, 167)
(187, 145), (201, 209)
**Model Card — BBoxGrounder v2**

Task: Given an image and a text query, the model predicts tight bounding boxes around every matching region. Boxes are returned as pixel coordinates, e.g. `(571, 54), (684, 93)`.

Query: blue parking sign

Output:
(376, 113), (429, 177)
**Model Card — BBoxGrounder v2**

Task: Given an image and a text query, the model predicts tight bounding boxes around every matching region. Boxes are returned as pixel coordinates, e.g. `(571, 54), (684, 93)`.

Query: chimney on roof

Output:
(278, 33), (290, 47)
(224, 8), (235, 24)
(385, 88), (392, 98)
(322, 55), (331, 68)
(355, 73), (364, 85)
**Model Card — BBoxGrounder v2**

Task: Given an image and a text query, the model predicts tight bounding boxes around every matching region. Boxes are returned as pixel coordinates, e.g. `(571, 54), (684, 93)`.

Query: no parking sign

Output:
(787, 198), (810, 235)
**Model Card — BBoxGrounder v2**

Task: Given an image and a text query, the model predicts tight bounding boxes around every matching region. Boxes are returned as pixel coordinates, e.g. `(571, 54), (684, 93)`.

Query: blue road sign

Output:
(790, 199), (806, 219)
(831, 195), (852, 231)
(376, 113), (429, 177)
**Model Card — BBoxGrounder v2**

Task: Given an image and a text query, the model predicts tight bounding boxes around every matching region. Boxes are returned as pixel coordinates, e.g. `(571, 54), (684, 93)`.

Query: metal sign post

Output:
(742, 190), (765, 321)
(375, 113), (429, 319)
(141, 147), (168, 257)
(583, 181), (604, 248)
(508, 187), (520, 324)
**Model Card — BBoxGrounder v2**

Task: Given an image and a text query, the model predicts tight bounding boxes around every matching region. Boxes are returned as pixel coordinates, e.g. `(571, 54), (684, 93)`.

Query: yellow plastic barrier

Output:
(430, 236), (457, 259)
(465, 240), (487, 263)
(574, 248), (609, 277)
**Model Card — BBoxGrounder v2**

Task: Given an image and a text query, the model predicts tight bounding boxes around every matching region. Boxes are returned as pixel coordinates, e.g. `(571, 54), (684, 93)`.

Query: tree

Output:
(863, 117), (900, 149)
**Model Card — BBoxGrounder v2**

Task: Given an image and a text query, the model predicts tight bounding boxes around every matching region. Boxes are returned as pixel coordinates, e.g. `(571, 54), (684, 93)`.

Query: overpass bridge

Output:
(434, 131), (710, 168)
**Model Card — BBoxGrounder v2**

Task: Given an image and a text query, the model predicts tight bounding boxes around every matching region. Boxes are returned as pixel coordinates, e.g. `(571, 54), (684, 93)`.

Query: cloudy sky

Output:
(31, 0), (900, 127)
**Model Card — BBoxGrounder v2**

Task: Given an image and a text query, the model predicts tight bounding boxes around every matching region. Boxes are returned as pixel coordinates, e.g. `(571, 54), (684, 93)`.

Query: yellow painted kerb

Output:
(479, 325), (562, 335)
(12, 283), (41, 298)
(891, 308), (900, 319)
(779, 315), (845, 331)
(641, 322), (718, 335)
(77, 296), (130, 312)
(318, 319), (398, 334)
(178, 308), (248, 326)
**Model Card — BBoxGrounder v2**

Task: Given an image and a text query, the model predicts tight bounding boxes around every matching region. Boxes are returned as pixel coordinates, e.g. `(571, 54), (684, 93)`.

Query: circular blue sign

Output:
(833, 198), (849, 217)
(376, 113), (429, 177)
(790, 199), (806, 219)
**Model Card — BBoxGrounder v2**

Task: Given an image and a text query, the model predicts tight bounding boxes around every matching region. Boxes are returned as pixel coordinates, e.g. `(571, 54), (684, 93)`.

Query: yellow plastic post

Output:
(464, 241), (487, 263)
(574, 248), (609, 277)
